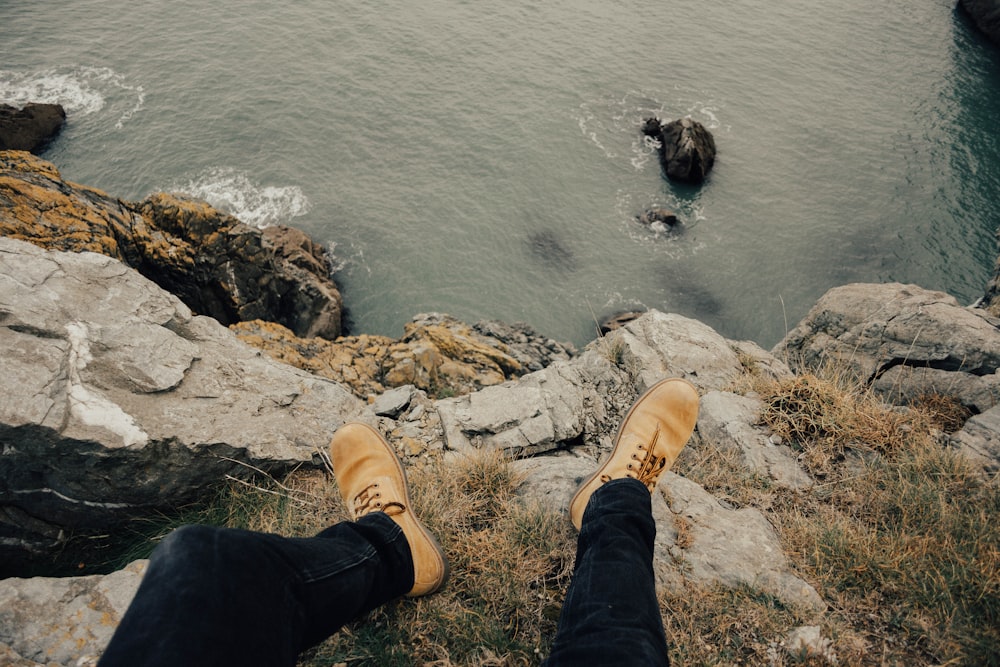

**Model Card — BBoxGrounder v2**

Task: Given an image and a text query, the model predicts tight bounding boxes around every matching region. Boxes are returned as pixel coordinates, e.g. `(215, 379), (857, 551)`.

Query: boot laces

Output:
(353, 483), (406, 518)
(600, 426), (667, 491)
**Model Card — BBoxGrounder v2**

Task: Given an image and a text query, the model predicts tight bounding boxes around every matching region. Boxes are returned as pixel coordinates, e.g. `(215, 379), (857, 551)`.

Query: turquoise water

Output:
(3, 0), (999, 348)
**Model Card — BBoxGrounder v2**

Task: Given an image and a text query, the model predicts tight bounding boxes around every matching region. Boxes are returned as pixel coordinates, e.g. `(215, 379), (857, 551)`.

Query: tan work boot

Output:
(569, 377), (699, 531)
(329, 422), (449, 597)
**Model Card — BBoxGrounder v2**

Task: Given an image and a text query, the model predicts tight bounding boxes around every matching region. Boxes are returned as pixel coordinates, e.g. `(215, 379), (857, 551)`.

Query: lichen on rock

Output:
(0, 150), (344, 339)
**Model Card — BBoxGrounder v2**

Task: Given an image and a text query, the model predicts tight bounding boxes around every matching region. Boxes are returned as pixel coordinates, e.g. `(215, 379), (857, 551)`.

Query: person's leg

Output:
(547, 377), (700, 667)
(99, 512), (413, 667)
(546, 478), (668, 666)
(101, 421), (448, 667)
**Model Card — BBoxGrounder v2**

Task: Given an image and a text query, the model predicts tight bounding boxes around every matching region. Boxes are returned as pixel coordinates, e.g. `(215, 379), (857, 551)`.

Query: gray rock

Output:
(697, 391), (812, 489)
(0, 559), (146, 666)
(658, 473), (826, 614)
(873, 365), (1000, 415)
(513, 453), (595, 513)
(438, 311), (792, 459)
(784, 625), (838, 664)
(513, 456), (824, 615)
(0, 237), (369, 573)
(949, 404), (1000, 472)
(373, 385), (415, 417)
(774, 283), (1000, 413)
(614, 311), (778, 392)
(438, 360), (600, 457)
(0, 642), (48, 666)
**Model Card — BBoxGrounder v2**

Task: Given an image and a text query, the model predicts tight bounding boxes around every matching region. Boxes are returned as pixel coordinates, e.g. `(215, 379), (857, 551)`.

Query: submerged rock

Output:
(0, 103), (66, 153)
(0, 151), (344, 339)
(959, 0), (1000, 46)
(636, 208), (681, 232)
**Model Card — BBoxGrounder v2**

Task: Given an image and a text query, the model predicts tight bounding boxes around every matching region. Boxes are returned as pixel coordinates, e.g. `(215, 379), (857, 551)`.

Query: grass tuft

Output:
(751, 371), (1000, 665)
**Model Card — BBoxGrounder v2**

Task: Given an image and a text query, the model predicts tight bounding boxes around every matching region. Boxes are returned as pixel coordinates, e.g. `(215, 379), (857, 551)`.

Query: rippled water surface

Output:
(3, 1), (999, 347)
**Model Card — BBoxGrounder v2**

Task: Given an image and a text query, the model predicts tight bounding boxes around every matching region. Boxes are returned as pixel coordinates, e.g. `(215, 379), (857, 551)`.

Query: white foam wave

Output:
(0, 66), (145, 128)
(601, 293), (649, 313)
(172, 168), (311, 228)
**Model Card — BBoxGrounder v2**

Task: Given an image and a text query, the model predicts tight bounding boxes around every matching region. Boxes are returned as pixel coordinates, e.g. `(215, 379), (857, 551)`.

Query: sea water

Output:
(3, 0), (999, 348)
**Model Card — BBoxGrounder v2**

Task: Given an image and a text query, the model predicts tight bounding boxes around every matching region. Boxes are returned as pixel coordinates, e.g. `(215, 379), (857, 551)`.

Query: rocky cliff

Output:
(2, 158), (998, 665)
(0, 236), (368, 576)
(0, 151), (344, 339)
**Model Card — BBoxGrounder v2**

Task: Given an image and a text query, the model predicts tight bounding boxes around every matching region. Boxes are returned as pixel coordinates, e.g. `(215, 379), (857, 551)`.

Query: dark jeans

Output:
(99, 478), (668, 666)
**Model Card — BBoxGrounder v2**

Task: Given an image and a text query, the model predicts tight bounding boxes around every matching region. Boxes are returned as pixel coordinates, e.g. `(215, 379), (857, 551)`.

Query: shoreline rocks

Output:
(232, 313), (576, 400)
(0, 151), (344, 339)
(0, 104), (66, 154)
(773, 283), (1000, 417)
(3, 152), (1000, 665)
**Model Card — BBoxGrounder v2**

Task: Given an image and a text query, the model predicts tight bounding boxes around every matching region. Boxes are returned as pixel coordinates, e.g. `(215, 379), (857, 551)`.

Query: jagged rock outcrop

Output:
(0, 104), (66, 154)
(437, 312), (790, 460)
(232, 313), (575, 400)
(959, 0), (1000, 46)
(643, 117), (716, 184)
(774, 283), (1000, 415)
(0, 237), (367, 574)
(696, 391), (812, 489)
(0, 151), (343, 338)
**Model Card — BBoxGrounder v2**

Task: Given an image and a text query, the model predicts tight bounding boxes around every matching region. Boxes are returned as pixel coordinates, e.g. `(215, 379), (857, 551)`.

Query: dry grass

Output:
(207, 450), (576, 666)
(661, 583), (834, 667)
(748, 371), (999, 666)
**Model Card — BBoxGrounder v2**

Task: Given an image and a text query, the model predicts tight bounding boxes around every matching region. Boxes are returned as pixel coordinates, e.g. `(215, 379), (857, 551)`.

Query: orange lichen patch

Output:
(138, 192), (243, 240)
(409, 322), (522, 376)
(232, 317), (525, 400)
(0, 152), (134, 259)
(0, 149), (62, 178)
(232, 320), (394, 397)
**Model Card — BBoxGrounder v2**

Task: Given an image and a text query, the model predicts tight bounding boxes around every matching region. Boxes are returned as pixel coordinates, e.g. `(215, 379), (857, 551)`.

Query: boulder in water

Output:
(643, 116), (716, 184)
(0, 103), (66, 153)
